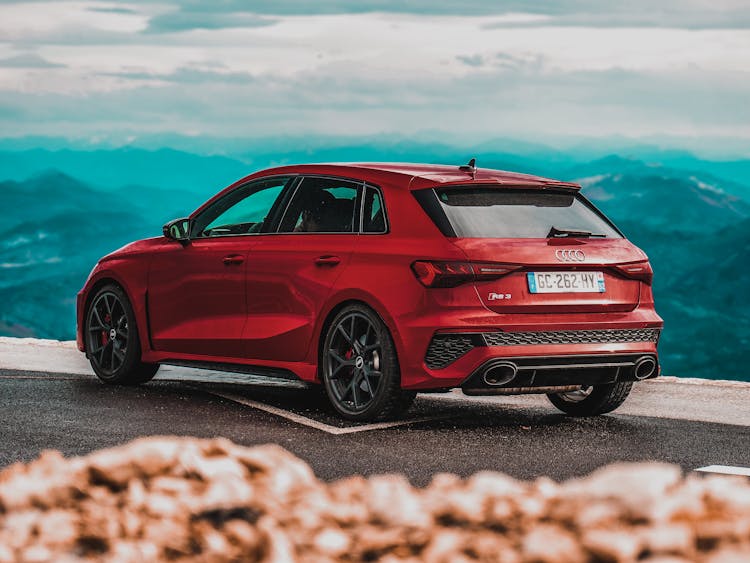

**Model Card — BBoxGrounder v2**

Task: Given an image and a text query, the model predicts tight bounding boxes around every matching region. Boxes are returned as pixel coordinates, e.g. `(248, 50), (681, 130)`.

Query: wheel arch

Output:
(312, 292), (404, 384)
(80, 271), (148, 356)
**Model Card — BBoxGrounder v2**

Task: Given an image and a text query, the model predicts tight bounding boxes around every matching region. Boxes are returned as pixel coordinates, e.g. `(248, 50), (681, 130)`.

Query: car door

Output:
(148, 176), (293, 358)
(240, 176), (361, 361)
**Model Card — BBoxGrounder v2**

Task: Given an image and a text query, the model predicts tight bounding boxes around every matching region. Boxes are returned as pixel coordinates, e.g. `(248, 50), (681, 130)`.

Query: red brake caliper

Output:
(101, 313), (111, 346)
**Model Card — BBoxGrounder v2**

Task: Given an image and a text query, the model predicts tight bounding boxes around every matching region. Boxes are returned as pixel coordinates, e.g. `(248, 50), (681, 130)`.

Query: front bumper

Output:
(76, 290), (85, 352)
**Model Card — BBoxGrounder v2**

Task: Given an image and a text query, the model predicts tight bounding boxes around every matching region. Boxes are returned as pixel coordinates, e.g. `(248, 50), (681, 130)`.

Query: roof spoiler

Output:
(542, 182), (582, 191)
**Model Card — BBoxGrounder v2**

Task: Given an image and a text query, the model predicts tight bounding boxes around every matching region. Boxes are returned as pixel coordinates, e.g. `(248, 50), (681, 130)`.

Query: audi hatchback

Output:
(77, 161), (663, 421)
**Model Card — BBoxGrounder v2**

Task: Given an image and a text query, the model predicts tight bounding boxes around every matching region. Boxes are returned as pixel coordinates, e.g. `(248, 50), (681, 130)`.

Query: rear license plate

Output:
(527, 271), (605, 293)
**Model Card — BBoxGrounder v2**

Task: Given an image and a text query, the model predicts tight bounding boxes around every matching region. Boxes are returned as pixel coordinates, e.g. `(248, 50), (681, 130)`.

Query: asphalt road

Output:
(2, 363), (750, 486)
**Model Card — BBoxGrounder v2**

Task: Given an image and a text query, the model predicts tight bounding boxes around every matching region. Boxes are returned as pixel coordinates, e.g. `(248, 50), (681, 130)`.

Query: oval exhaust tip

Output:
(634, 357), (657, 380)
(482, 362), (518, 386)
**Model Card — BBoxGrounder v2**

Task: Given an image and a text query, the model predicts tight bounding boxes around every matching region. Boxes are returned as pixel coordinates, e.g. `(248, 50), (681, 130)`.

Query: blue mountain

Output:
(1, 143), (749, 380)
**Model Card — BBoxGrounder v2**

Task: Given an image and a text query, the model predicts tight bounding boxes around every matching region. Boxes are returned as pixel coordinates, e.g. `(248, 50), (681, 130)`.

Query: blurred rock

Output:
(0, 437), (749, 562)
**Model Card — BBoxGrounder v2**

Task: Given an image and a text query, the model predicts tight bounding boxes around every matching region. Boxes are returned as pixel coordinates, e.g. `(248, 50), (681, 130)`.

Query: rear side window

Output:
(278, 177), (359, 233)
(362, 186), (387, 233)
(427, 187), (622, 239)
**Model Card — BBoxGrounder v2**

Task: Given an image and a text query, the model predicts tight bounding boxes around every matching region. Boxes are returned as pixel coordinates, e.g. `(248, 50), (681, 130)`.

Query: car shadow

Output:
(179, 380), (589, 431)
(67, 375), (643, 434)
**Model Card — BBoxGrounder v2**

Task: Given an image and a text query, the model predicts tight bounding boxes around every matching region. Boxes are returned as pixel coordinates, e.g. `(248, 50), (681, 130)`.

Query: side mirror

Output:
(163, 218), (191, 244)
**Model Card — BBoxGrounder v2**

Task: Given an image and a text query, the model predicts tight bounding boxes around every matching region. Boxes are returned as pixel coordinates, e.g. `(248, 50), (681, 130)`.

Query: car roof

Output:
(250, 162), (580, 190)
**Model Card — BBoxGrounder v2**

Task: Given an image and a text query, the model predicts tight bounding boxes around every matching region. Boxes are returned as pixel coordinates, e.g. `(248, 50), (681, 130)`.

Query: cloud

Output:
(98, 65), (257, 85)
(0, 1), (150, 45)
(456, 52), (544, 72)
(74, 0), (750, 29)
(481, 11), (750, 30)
(1, 63), (748, 146)
(145, 11), (278, 33)
(87, 6), (138, 16)
(0, 53), (64, 68)
(0, 3), (748, 150)
(14, 12), (743, 82)
(6, 27), (142, 48)
(456, 54), (484, 67)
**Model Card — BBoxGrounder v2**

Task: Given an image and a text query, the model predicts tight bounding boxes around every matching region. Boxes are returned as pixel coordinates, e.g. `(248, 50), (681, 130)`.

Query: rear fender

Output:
(308, 289), (404, 383)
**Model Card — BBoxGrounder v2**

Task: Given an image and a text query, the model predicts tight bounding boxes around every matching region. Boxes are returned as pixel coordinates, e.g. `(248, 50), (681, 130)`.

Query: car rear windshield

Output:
(425, 187), (622, 239)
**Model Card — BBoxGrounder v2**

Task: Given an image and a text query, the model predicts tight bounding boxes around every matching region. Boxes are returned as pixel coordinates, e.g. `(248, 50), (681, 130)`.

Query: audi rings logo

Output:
(555, 249), (586, 262)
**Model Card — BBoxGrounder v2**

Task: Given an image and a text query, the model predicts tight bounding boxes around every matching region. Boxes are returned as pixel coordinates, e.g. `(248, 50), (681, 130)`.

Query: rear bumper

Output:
(424, 328), (660, 370)
(403, 341), (661, 390)
(394, 307), (663, 390)
(460, 353), (658, 395)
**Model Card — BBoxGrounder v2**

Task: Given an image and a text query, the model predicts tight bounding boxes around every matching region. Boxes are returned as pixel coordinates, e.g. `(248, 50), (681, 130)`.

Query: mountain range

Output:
(0, 140), (748, 381)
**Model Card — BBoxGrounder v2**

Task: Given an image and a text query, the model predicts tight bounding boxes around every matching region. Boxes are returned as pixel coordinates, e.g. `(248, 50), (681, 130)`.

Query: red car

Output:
(77, 161), (663, 421)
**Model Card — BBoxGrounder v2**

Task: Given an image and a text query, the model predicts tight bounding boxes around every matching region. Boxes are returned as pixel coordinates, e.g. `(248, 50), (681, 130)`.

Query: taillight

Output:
(411, 261), (521, 288)
(613, 261), (653, 285)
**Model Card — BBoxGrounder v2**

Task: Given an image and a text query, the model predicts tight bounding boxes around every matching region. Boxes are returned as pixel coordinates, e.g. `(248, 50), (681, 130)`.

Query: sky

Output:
(0, 1), (749, 153)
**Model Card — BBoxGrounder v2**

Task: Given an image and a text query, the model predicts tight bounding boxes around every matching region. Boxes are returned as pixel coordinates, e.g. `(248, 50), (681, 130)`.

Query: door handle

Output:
(223, 254), (245, 266)
(314, 255), (341, 266)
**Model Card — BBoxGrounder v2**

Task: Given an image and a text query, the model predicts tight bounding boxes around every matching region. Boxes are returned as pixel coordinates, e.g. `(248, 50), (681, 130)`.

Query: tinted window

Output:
(192, 177), (290, 237)
(434, 187), (621, 239)
(362, 186), (387, 233)
(278, 177), (359, 233)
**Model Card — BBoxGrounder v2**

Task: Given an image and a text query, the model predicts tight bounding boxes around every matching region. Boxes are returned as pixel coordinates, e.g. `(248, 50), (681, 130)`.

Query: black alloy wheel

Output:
(85, 284), (159, 385)
(547, 381), (633, 416)
(322, 304), (415, 421)
(87, 290), (128, 376)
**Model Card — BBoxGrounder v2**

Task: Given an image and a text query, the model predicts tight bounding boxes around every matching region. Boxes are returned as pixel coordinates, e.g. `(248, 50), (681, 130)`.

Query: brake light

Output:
(411, 261), (521, 288)
(613, 261), (653, 285)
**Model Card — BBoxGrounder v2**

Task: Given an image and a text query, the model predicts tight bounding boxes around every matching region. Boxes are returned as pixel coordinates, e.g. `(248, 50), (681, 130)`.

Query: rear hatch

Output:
(415, 185), (650, 314)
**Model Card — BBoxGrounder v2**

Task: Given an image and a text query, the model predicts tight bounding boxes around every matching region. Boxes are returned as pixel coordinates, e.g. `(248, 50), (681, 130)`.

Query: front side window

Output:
(278, 177), (359, 233)
(432, 187), (622, 239)
(192, 177), (290, 238)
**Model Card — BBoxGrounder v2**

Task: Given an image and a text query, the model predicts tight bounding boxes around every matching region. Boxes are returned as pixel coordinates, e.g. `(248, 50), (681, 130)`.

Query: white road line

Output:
(208, 391), (449, 435)
(695, 465), (750, 477)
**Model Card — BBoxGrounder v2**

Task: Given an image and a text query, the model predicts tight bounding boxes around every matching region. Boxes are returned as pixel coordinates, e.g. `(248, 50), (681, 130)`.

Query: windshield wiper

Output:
(547, 226), (606, 238)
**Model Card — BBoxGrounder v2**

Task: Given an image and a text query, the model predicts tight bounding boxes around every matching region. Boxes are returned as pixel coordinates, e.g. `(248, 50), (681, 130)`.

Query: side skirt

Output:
(159, 359), (310, 387)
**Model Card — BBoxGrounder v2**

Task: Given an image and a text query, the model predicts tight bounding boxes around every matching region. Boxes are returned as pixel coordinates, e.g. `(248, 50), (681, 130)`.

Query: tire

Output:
(321, 304), (413, 421)
(547, 381), (633, 416)
(85, 284), (159, 385)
